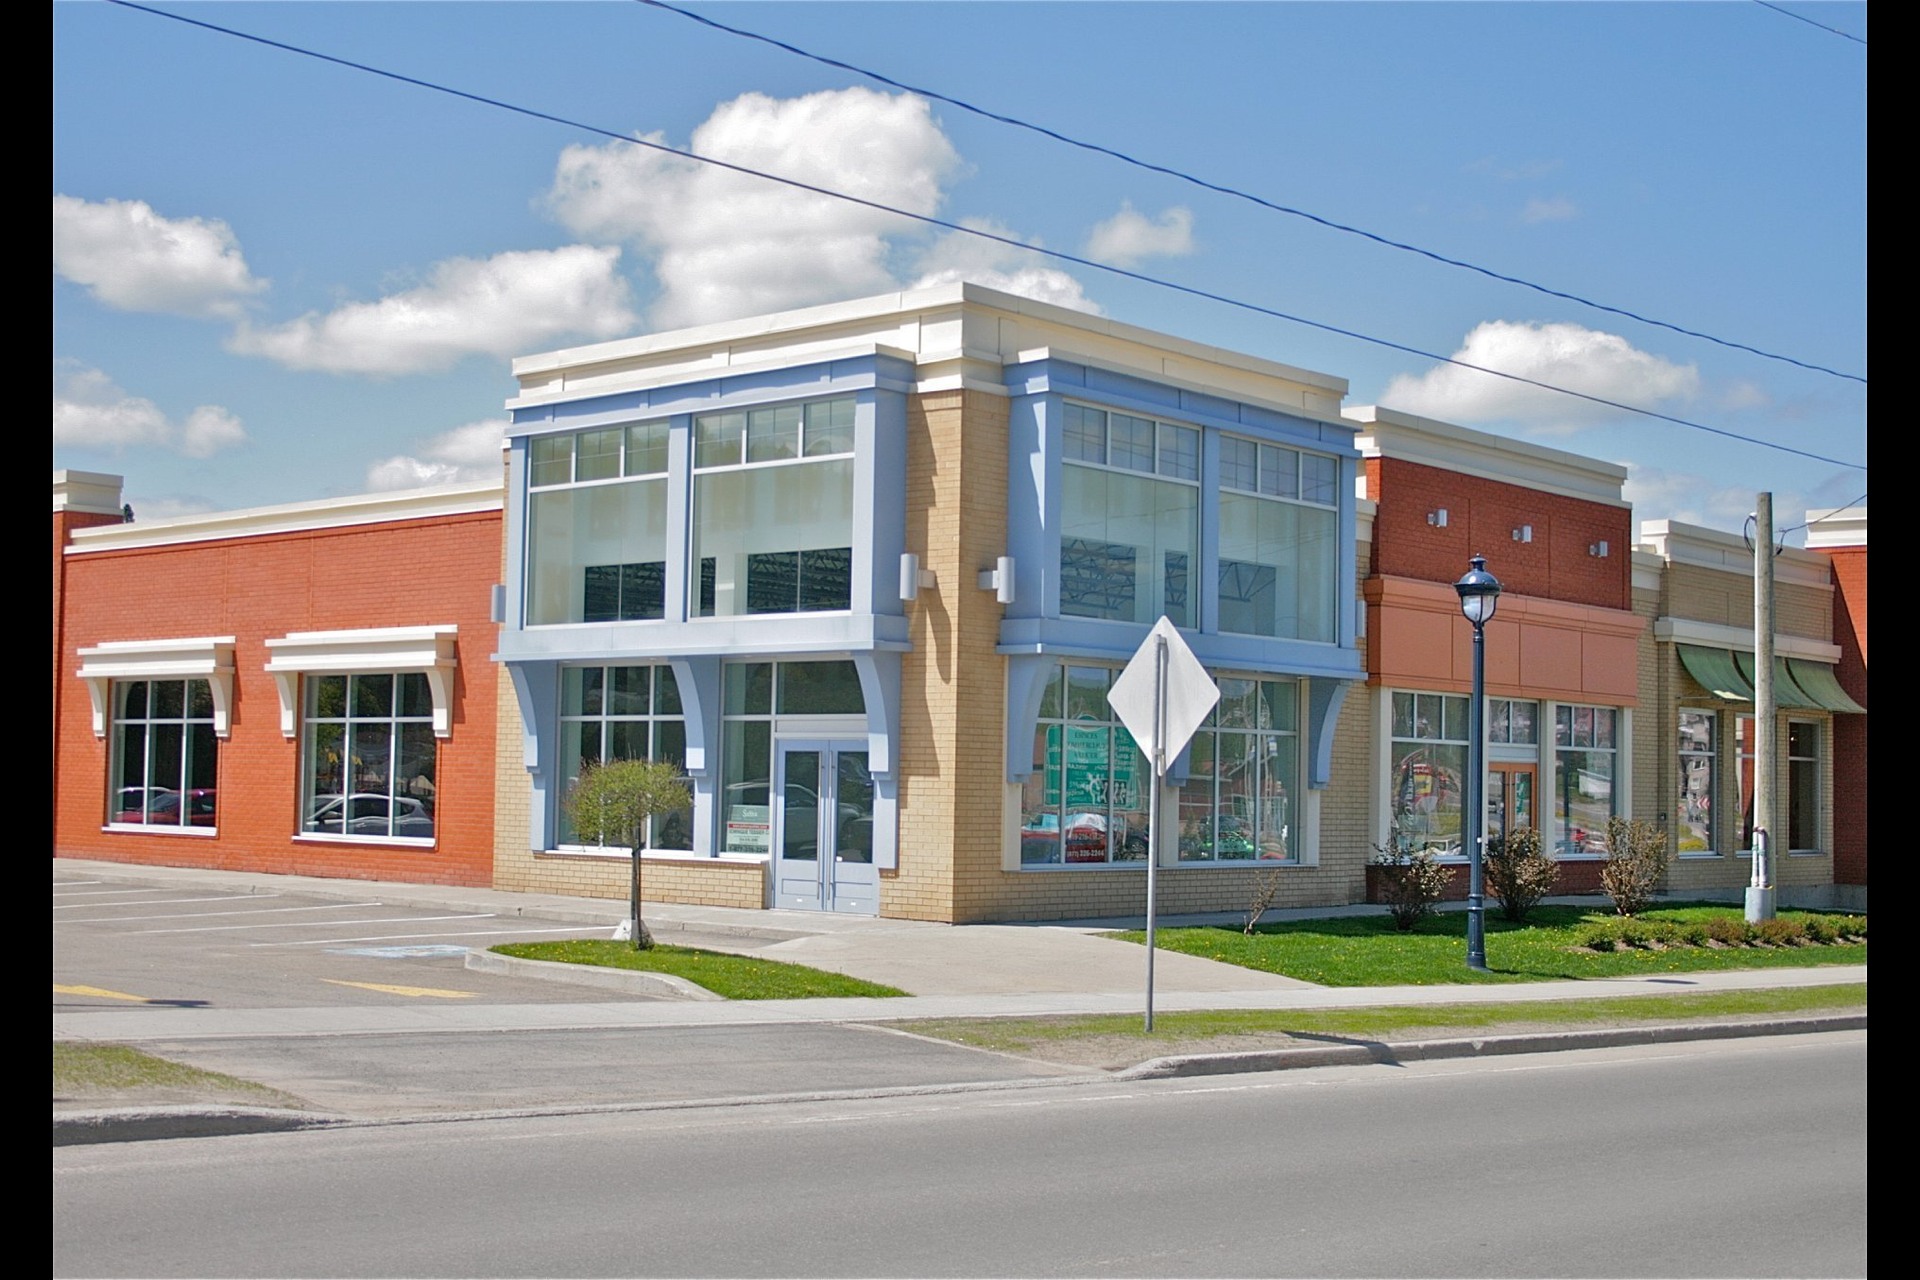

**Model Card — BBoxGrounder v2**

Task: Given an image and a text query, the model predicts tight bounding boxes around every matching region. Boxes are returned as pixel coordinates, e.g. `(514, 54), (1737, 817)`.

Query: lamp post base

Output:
(1744, 886), (1776, 924)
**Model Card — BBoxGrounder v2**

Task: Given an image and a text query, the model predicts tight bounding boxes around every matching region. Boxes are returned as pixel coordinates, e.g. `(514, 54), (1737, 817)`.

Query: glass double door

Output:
(772, 740), (877, 914)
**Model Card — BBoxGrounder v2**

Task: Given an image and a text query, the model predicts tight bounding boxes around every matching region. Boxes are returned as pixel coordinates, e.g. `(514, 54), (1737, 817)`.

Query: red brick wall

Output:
(1816, 543), (1866, 886)
(54, 510), (501, 886)
(1370, 457), (1630, 610)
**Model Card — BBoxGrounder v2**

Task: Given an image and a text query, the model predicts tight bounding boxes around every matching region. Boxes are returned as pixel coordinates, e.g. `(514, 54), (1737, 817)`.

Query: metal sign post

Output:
(1108, 617), (1218, 1031)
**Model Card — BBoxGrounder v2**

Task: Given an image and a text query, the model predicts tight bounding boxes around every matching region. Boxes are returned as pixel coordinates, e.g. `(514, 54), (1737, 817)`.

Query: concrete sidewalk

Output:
(54, 857), (1867, 1034)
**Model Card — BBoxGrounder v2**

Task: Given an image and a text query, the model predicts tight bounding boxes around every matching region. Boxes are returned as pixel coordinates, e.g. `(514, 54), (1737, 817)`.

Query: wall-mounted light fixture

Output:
(1511, 524), (1533, 543)
(1589, 541), (1610, 558)
(978, 555), (1015, 605)
(899, 553), (935, 601)
(1427, 509), (1449, 528)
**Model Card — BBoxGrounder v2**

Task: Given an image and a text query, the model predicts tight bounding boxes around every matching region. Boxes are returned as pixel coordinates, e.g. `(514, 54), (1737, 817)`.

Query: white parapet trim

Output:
(1651, 616), (1842, 664)
(66, 480), (502, 555)
(76, 636), (237, 738)
(263, 625), (460, 739)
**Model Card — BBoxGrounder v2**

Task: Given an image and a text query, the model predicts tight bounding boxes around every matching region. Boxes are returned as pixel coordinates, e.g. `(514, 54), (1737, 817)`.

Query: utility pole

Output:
(1746, 493), (1777, 923)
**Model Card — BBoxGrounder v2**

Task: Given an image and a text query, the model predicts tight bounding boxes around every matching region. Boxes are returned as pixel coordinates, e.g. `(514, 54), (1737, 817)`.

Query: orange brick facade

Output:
(55, 506), (502, 886)
(1817, 542), (1866, 887)
(1365, 456), (1631, 610)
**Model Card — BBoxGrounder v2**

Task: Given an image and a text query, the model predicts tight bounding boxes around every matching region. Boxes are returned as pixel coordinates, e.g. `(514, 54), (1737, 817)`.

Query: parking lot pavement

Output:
(53, 873), (654, 1011)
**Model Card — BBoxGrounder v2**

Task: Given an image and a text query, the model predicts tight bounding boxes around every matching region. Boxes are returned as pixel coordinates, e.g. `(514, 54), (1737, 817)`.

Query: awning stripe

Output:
(1732, 651), (1821, 710)
(1785, 657), (1865, 714)
(1677, 645), (1753, 702)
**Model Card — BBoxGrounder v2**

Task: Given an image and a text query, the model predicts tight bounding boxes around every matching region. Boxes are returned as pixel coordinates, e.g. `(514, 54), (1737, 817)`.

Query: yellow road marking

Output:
(321, 979), (478, 999)
(55, 983), (152, 1002)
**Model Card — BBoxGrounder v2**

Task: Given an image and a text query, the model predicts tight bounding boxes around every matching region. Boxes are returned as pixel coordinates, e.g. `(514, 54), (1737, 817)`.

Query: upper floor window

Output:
(694, 399), (855, 618)
(1488, 699), (1539, 745)
(526, 422), (671, 625)
(1217, 433), (1339, 642)
(1059, 403), (1199, 627)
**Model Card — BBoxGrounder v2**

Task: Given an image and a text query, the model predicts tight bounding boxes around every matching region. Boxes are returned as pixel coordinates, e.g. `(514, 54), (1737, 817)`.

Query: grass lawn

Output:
(53, 1042), (306, 1108)
(1111, 904), (1866, 986)
(491, 940), (908, 999)
(897, 983), (1866, 1069)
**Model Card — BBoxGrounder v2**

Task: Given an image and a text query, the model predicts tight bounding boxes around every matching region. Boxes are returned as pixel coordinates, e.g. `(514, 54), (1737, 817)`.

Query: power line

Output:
(1752, 1), (1868, 46)
(100, 0), (1867, 474)
(1781, 494), (1869, 535)
(635, 0), (1866, 387)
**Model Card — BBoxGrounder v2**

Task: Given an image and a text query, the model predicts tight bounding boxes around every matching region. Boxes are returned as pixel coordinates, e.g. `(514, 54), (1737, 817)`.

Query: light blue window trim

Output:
(998, 356), (1361, 789)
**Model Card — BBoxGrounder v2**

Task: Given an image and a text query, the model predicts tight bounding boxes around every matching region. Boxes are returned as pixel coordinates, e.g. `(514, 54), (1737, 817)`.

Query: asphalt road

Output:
(54, 1032), (1866, 1278)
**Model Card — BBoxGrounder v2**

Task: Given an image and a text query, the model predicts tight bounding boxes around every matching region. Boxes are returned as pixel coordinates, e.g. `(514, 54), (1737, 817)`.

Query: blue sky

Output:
(53, 1), (1866, 538)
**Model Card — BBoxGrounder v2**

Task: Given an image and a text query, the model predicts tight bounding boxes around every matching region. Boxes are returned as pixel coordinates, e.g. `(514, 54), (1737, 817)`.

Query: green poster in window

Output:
(1063, 726), (1109, 809)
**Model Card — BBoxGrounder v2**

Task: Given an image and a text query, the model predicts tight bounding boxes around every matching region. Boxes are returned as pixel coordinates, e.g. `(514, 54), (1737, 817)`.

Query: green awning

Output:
(1785, 657), (1865, 714)
(1732, 651), (1821, 710)
(1677, 645), (1753, 702)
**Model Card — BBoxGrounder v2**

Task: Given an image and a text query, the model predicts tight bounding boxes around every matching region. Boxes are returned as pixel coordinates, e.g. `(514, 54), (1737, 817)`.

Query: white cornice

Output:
(66, 481), (502, 555)
(264, 625), (461, 739)
(75, 636), (237, 739)
(54, 470), (125, 516)
(507, 282), (1349, 413)
(1652, 617), (1841, 663)
(1344, 405), (1628, 504)
(1638, 518), (1833, 588)
(1803, 507), (1866, 550)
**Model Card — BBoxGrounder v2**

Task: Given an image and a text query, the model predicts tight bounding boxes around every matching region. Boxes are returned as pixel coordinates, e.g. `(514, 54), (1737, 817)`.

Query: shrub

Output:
(1601, 817), (1667, 916)
(1371, 829), (1452, 932)
(1800, 915), (1836, 944)
(1677, 921), (1711, 947)
(1754, 917), (1806, 947)
(1484, 826), (1558, 923)
(1705, 915), (1753, 946)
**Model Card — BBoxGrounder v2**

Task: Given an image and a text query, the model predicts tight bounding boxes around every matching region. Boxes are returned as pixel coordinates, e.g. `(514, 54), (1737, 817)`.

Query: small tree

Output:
(566, 759), (691, 950)
(1601, 816), (1667, 917)
(1484, 825), (1558, 923)
(1371, 823), (1452, 932)
(1243, 865), (1286, 935)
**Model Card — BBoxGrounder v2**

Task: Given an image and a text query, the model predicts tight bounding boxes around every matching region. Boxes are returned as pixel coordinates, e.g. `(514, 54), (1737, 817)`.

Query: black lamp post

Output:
(1453, 555), (1502, 972)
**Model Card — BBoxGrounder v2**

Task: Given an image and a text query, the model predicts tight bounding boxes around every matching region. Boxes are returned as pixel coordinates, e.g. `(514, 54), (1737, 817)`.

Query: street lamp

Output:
(1454, 555), (1503, 972)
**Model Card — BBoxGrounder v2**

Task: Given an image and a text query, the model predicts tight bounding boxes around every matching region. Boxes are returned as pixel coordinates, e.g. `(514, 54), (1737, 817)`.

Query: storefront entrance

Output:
(1487, 763), (1537, 845)
(772, 740), (878, 914)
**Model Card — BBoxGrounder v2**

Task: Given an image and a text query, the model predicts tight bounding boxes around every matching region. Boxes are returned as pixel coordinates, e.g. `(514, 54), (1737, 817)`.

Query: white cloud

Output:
(1085, 202), (1195, 267)
(366, 420), (508, 491)
(909, 219), (1099, 313)
(53, 195), (267, 319)
(53, 362), (248, 456)
(228, 246), (636, 375)
(545, 87), (967, 327)
(179, 406), (248, 458)
(1380, 320), (1700, 432)
(1519, 196), (1578, 224)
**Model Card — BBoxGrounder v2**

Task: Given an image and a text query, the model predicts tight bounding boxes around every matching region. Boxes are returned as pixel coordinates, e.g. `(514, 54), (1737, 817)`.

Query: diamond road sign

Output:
(1106, 616), (1218, 777)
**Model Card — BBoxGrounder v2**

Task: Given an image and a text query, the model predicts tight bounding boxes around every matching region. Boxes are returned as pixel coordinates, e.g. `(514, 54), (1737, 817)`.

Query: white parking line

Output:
(55, 894), (273, 909)
(52, 887), (175, 898)
(54, 902), (383, 924)
(252, 925), (613, 947)
(51, 880), (106, 888)
(130, 913), (496, 936)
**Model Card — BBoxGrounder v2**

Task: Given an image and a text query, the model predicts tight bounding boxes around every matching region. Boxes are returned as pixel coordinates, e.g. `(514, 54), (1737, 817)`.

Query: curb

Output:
(53, 1105), (342, 1147)
(54, 1014), (1865, 1147)
(1117, 1012), (1868, 1079)
(464, 948), (725, 1001)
